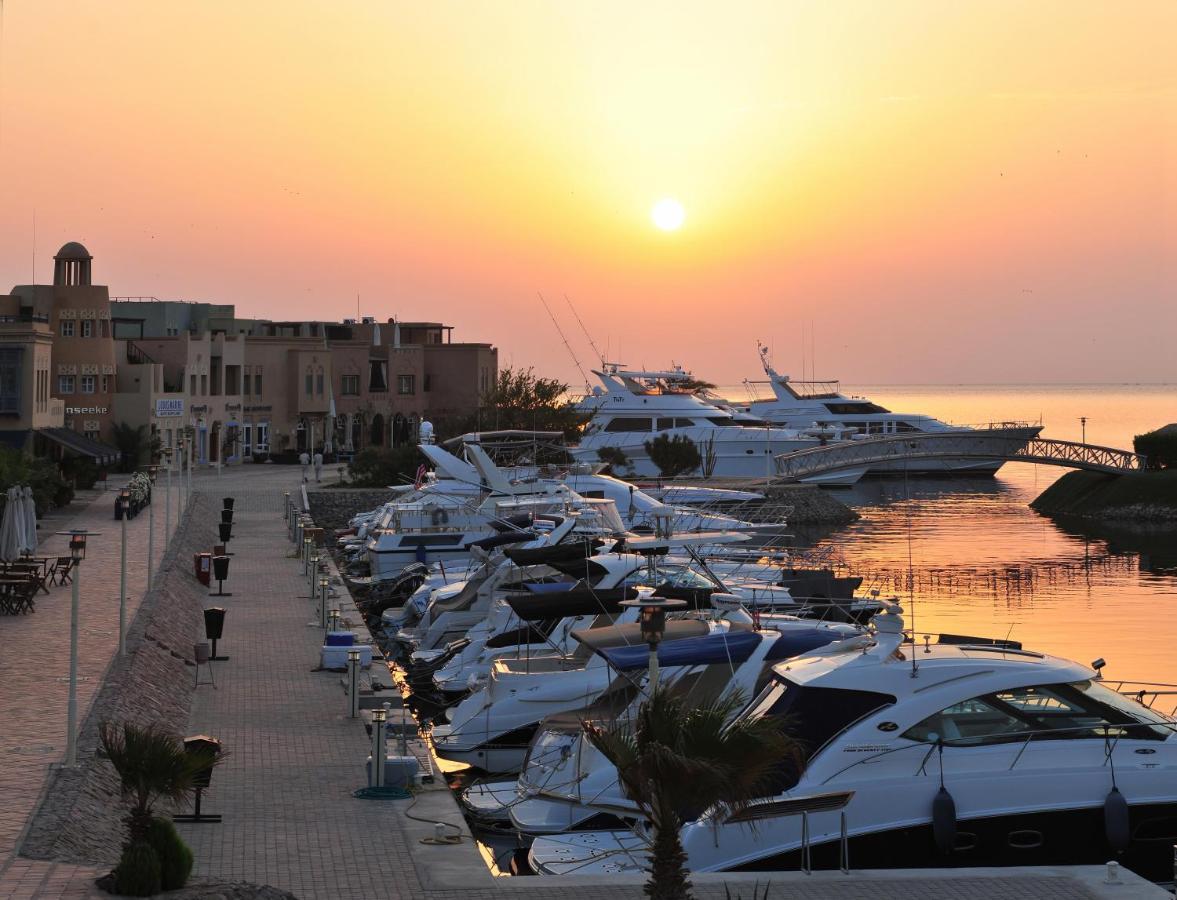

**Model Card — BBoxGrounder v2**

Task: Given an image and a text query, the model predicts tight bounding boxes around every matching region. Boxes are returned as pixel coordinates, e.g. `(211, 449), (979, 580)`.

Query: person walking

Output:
(313, 450), (324, 483)
(299, 450), (310, 483)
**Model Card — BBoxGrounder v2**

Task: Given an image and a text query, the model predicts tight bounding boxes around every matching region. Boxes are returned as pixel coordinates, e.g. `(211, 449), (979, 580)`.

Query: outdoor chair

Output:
(53, 556), (76, 585)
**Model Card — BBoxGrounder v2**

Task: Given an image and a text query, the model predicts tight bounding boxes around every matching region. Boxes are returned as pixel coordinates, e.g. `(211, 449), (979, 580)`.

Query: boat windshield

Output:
(735, 678), (895, 792)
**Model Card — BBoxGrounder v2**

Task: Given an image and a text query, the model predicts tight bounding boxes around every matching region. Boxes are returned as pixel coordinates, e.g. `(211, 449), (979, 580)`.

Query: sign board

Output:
(66, 406), (109, 415)
(155, 398), (185, 417)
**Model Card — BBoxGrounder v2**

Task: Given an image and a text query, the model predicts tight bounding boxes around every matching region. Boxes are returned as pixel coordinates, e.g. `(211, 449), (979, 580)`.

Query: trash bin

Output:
(204, 607), (226, 641)
(217, 522), (232, 543)
(194, 552), (212, 586)
(223, 497), (235, 511)
(220, 508), (233, 525)
(212, 555), (230, 583)
(114, 496), (125, 521)
(182, 735), (223, 788)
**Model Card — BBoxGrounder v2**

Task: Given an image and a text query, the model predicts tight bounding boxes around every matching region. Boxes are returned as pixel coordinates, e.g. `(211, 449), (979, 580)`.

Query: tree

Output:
(348, 445), (423, 487)
(644, 434), (702, 478)
(98, 722), (221, 844)
(477, 367), (588, 441)
(584, 690), (796, 900)
(596, 446), (630, 474)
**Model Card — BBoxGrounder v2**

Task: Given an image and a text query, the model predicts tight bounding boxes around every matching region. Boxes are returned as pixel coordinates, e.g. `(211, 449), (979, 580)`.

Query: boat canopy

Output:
(571, 619), (709, 651)
(505, 538), (605, 567)
(762, 628), (847, 661)
(600, 630), (764, 671)
(505, 586), (638, 621)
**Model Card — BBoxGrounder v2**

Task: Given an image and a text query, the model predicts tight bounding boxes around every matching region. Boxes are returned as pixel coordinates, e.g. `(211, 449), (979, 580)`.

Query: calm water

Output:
(774, 384), (1177, 685)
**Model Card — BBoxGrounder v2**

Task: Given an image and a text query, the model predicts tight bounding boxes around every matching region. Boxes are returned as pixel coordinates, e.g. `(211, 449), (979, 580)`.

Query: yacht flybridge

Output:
(735, 345), (1043, 477)
(572, 364), (846, 481)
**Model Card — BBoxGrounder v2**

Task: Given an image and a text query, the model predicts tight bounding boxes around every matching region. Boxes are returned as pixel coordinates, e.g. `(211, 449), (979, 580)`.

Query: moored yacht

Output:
(736, 345), (1042, 477)
(529, 607), (1177, 879)
(571, 364), (853, 482)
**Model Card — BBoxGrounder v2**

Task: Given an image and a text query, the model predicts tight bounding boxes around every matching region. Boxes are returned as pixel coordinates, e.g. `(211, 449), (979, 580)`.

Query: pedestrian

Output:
(313, 451), (323, 483)
(299, 450), (310, 483)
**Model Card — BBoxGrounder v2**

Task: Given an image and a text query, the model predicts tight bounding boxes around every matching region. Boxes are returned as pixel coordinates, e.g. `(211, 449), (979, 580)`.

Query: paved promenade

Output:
(0, 472), (182, 899)
(0, 463), (1169, 898)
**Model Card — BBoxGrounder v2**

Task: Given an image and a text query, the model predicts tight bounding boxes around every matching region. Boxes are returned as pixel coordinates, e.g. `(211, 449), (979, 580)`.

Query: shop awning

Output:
(38, 428), (122, 465)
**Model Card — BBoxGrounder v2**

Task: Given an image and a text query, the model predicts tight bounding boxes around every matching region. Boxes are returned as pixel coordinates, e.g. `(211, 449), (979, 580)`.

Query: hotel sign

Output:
(66, 406), (108, 415)
(155, 399), (185, 417)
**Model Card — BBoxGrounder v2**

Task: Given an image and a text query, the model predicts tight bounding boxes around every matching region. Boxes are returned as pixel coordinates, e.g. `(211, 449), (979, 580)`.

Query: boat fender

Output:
(1104, 787), (1130, 852)
(932, 787), (957, 855)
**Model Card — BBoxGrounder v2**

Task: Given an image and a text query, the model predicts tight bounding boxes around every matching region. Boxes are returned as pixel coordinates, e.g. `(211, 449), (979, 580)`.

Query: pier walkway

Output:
(1, 464), (1168, 898)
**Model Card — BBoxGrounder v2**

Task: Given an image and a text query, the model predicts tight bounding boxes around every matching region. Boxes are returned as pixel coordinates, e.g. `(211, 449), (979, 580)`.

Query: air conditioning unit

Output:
(361, 316), (375, 325)
(343, 318), (357, 325)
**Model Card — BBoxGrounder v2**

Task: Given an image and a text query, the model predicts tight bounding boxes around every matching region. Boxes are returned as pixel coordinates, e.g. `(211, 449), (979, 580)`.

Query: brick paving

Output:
(0, 463), (1162, 898)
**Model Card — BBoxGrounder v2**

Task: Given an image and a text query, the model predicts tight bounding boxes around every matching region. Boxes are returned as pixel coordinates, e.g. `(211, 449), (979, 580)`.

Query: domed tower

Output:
(53, 242), (93, 287)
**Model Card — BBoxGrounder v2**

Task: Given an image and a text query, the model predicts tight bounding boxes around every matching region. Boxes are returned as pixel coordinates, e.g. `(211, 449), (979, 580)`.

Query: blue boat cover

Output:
(762, 628), (843, 661)
(601, 630), (763, 671)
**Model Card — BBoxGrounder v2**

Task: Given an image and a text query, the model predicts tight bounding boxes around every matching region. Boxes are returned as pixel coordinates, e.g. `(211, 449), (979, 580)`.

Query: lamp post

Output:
(57, 529), (100, 767)
(370, 706), (387, 787)
(1080, 416), (1088, 446)
(620, 597), (686, 689)
(347, 647), (361, 718)
(146, 466), (156, 592)
(163, 448), (173, 553)
(319, 575), (329, 629)
(118, 489), (129, 657)
(308, 551), (320, 598)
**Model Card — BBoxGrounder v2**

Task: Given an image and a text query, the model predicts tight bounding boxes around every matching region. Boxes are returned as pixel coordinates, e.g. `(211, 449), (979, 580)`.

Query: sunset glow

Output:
(651, 199), (686, 232)
(0, 1), (1173, 384)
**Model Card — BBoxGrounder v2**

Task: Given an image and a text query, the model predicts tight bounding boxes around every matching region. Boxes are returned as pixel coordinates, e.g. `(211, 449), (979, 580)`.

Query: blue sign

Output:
(155, 398), (185, 417)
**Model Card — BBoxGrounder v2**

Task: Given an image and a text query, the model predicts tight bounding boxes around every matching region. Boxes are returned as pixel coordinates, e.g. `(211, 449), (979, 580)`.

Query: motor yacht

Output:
(529, 607), (1177, 878)
(571, 364), (852, 482)
(735, 345), (1043, 477)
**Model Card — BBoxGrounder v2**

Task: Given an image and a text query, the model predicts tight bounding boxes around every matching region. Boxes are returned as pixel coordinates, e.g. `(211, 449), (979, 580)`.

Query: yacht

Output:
(571, 364), (852, 482)
(529, 607), (1177, 878)
(734, 345), (1043, 477)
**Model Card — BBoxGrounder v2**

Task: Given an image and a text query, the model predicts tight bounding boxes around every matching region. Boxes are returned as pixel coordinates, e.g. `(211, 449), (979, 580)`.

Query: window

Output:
(656, 417), (695, 431)
(80, 375), (96, 394)
(341, 374), (359, 396)
(603, 417), (652, 433)
(84, 428), (100, 441)
(242, 424), (253, 455)
(58, 375), (75, 394)
(368, 360), (387, 393)
(254, 369), (263, 395)
(100, 320), (110, 338)
(901, 681), (1173, 746)
(423, 374), (431, 393)
(316, 370), (325, 395)
(190, 373), (197, 395)
(255, 422), (270, 452)
(305, 372), (313, 395)
(242, 372), (251, 395)
(0, 348), (21, 415)
(60, 320), (75, 338)
(200, 374), (207, 396)
(705, 416), (738, 427)
(81, 320), (93, 338)
(397, 374), (415, 395)
(100, 375), (110, 393)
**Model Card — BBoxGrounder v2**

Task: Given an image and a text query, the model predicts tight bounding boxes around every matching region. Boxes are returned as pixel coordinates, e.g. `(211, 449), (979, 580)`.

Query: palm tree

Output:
(583, 689), (798, 900)
(98, 722), (221, 843)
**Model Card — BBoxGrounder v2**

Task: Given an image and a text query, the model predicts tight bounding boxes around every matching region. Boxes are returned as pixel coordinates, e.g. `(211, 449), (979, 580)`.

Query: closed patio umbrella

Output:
(20, 486), (37, 555)
(0, 487), (22, 562)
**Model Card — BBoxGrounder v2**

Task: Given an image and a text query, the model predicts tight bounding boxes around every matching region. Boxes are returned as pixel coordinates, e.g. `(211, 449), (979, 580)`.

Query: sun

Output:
(651, 198), (686, 231)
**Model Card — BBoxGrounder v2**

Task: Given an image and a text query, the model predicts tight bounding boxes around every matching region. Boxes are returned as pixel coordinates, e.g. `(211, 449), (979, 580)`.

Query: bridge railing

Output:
(774, 431), (1147, 481)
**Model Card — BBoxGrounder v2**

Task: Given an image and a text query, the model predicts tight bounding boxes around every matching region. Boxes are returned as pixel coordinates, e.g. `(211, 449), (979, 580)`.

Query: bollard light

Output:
(308, 551), (321, 598)
(347, 648), (362, 718)
(619, 597), (687, 689)
(302, 537), (312, 574)
(118, 490), (130, 656)
(319, 576), (330, 629)
(56, 528), (101, 767)
(371, 706), (387, 788)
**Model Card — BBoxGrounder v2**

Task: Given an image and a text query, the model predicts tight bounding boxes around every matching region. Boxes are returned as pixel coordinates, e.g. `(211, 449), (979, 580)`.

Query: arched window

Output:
(370, 413), (385, 447)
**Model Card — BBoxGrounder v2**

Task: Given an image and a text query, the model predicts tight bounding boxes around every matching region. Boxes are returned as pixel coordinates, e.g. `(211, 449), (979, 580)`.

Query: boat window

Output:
(706, 416), (739, 427)
(823, 402), (890, 415)
(739, 679), (895, 793)
(893, 421), (921, 433)
(902, 682), (1173, 745)
(603, 417), (652, 433)
(656, 417), (676, 431)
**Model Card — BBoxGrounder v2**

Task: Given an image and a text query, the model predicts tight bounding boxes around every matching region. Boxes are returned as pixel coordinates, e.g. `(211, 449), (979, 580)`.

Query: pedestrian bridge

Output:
(774, 431), (1147, 483)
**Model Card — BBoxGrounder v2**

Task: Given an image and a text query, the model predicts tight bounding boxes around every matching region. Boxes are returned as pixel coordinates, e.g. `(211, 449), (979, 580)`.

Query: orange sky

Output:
(0, 1), (1173, 386)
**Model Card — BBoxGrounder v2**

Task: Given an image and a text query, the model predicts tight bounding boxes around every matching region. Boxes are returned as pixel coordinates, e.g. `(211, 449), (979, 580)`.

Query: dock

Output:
(0, 463), (1170, 898)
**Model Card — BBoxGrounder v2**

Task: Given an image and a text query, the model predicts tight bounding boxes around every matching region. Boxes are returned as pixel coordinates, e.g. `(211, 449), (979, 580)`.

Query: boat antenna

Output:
(565, 293), (605, 366)
(537, 292), (590, 391)
(906, 452), (918, 678)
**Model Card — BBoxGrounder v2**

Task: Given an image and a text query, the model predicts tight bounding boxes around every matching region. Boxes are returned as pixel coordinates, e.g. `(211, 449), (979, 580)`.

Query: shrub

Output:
(145, 816), (194, 890)
(113, 842), (162, 897)
(62, 456), (100, 489)
(596, 446), (630, 473)
(0, 445), (74, 514)
(643, 434), (701, 478)
(1134, 425), (1177, 469)
(348, 445), (424, 488)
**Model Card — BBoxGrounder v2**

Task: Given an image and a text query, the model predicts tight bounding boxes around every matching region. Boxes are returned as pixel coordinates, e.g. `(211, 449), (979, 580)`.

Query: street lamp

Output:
(56, 528), (101, 767)
(162, 448), (174, 554)
(619, 597), (687, 689)
(1080, 416), (1088, 446)
(118, 489), (130, 657)
(145, 467), (157, 592)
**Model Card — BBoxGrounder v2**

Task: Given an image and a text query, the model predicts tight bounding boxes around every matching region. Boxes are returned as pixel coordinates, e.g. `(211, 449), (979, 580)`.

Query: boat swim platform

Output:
(774, 432), (1148, 483)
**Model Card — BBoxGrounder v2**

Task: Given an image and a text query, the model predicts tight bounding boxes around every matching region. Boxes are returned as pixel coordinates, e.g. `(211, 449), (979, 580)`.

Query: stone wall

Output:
(21, 495), (214, 866)
(305, 488), (394, 534)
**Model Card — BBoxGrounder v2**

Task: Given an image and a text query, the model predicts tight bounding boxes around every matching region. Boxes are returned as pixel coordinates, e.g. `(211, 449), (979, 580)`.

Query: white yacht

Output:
(529, 607), (1177, 878)
(735, 345), (1042, 477)
(571, 364), (845, 482)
